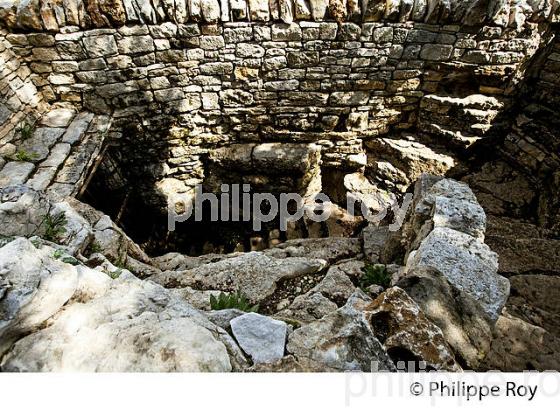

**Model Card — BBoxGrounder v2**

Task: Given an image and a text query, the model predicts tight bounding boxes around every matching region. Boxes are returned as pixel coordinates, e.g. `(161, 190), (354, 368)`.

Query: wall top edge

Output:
(0, 0), (558, 34)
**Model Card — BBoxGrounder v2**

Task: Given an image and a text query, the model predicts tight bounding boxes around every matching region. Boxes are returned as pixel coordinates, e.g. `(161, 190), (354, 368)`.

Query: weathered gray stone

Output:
(420, 44), (454, 61)
(200, 35), (225, 50)
(277, 292), (338, 322)
(151, 252), (327, 304)
(405, 227), (508, 322)
(82, 35), (118, 58)
(287, 292), (396, 371)
(220, 89), (254, 106)
(0, 239), (233, 371)
(40, 108), (75, 127)
(0, 161), (35, 186)
(236, 43), (265, 58)
(279, 0), (295, 23)
(117, 35), (155, 54)
(271, 22), (302, 41)
(330, 91), (369, 105)
(231, 313), (287, 364)
(397, 266), (494, 369)
(248, 0), (270, 21)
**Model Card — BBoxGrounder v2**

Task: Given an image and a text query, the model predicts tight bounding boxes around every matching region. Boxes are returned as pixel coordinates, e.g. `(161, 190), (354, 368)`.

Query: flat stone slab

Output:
(40, 108), (76, 128)
(0, 161), (35, 186)
(62, 112), (95, 144)
(231, 313), (287, 364)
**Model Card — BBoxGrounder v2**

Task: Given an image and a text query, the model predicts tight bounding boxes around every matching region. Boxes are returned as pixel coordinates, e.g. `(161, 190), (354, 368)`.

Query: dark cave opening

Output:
(78, 145), (319, 257)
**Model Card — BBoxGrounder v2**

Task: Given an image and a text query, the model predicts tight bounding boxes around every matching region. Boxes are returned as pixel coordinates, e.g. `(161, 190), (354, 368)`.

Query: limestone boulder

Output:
(0, 185), (92, 255)
(396, 267), (494, 369)
(0, 238), (237, 372)
(0, 238), (78, 357)
(287, 292), (396, 371)
(405, 227), (509, 322)
(367, 287), (461, 371)
(231, 313), (287, 364)
(309, 263), (357, 304)
(150, 252), (328, 304)
(276, 292), (338, 323)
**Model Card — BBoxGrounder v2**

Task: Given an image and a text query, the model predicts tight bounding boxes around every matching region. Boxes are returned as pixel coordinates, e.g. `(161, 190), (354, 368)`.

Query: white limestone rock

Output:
(294, 0), (311, 19)
(231, 313), (287, 364)
(0, 162), (35, 187)
(151, 252), (328, 304)
(0, 239), (235, 372)
(396, 266), (494, 369)
(0, 238), (78, 356)
(202, 0), (221, 21)
(279, 0), (294, 22)
(308, 0), (328, 20)
(287, 292), (396, 371)
(405, 227), (509, 322)
(248, 0), (270, 20)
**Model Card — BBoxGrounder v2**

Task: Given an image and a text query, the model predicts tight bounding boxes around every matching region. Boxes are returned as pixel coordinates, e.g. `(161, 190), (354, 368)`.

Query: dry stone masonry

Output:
(0, 0), (559, 372)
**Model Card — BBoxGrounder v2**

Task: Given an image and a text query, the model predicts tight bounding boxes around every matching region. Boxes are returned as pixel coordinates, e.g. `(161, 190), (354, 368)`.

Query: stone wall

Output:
(1, 20), (551, 138)
(1, 0), (558, 232)
(1, 0), (559, 31)
(0, 29), (47, 169)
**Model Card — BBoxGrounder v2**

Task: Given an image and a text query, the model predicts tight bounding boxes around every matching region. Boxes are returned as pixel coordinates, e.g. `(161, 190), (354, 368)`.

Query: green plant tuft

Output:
(42, 212), (67, 243)
(88, 241), (103, 254)
(12, 149), (38, 162)
(359, 264), (392, 289)
(107, 269), (122, 279)
(17, 120), (35, 140)
(52, 248), (80, 265)
(0, 235), (15, 248)
(114, 256), (133, 272)
(53, 249), (64, 259)
(209, 290), (259, 313)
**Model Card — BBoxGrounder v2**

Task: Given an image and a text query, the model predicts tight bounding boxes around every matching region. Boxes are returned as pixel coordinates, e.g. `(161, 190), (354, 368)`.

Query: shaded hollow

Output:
(78, 135), (335, 256)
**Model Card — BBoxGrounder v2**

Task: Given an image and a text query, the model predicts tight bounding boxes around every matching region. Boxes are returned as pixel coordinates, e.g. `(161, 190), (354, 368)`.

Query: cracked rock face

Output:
(405, 227), (509, 322)
(396, 267), (494, 369)
(150, 252), (328, 304)
(367, 287), (461, 371)
(287, 292), (397, 372)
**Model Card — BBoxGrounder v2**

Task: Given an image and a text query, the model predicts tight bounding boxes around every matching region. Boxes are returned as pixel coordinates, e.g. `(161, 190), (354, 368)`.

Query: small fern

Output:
(42, 212), (67, 242)
(210, 290), (259, 313)
(359, 264), (392, 289)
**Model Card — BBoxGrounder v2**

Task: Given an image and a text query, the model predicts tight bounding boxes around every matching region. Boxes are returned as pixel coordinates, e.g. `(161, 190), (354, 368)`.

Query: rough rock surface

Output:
(231, 313), (287, 364)
(396, 267), (494, 369)
(0, 238), (235, 372)
(405, 227), (508, 322)
(287, 292), (396, 371)
(150, 252), (328, 304)
(482, 313), (560, 371)
(506, 275), (560, 338)
(367, 287), (461, 371)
